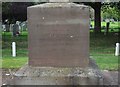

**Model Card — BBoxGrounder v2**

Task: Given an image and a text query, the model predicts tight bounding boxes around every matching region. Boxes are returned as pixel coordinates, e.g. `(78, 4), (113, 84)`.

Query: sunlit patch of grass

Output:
(91, 54), (118, 70)
(2, 57), (28, 68)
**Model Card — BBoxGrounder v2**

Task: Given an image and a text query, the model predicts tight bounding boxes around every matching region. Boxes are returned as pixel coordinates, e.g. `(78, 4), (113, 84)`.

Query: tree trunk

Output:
(106, 22), (110, 34)
(94, 2), (101, 33)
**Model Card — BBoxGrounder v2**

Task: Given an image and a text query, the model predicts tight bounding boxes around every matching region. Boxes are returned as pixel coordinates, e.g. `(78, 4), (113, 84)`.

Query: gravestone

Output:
(21, 21), (27, 31)
(5, 24), (10, 32)
(28, 3), (89, 67)
(9, 24), (13, 32)
(6, 3), (103, 85)
(12, 23), (19, 37)
(17, 21), (22, 32)
(2, 25), (5, 31)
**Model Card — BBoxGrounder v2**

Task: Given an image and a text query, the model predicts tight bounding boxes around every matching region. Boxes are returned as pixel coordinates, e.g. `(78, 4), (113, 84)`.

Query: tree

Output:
(94, 2), (102, 33)
(2, 2), (35, 23)
(83, 2), (102, 33)
(83, 2), (120, 33)
(2, 2), (46, 23)
(102, 2), (120, 21)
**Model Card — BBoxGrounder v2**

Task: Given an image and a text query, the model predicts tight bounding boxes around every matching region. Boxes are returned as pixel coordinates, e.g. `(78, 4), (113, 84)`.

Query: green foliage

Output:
(101, 2), (120, 20)
(2, 2), (12, 14)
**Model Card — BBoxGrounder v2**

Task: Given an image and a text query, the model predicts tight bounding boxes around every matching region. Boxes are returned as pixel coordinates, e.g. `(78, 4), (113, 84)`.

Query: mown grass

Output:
(1, 31), (28, 68)
(90, 32), (119, 70)
(91, 21), (120, 32)
(1, 27), (119, 70)
(91, 21), (119, 28)
(1, 57), (28, 69)
(91, 54), (118, 70)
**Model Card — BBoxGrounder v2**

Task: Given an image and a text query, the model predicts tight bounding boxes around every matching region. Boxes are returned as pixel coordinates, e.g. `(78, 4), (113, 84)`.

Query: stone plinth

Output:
(7, 58), (103, 85)
(49, 0), (69, 2)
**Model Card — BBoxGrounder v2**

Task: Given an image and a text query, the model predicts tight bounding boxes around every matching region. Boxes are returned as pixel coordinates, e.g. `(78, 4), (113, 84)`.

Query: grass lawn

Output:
(1, 57), (28, 68)
(91, 21), (119, 28)
(91, 21), (120, 32)
(90, 32), (119, 70)
(1, 26), (119, 70)
(91, 54), (118, 70)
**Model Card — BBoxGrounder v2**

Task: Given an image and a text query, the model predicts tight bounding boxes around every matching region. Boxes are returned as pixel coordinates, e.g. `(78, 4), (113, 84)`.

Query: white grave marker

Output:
(115, 43), (119, 56)
(12, 42), (16, 57)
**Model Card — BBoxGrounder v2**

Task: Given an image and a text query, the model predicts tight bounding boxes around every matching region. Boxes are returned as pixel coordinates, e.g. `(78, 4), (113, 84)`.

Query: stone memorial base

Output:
(7, 58), (103, 85)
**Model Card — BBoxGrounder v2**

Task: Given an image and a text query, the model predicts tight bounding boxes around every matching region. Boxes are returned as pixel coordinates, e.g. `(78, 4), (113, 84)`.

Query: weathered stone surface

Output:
(28, 3), (89, 67)
(49, 0), (69, 2)
(6, 58), (103, 85)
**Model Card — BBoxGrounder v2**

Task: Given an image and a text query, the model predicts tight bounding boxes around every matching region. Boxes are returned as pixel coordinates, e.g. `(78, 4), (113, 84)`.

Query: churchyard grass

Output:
(2, 31), (28, 68)
(91, 21), (119, 28)
(90, 32), (119, 70)
(2, 28), (119, 70)
(91, 21), (120, 32)
(91, 54), (118, 71)
(1, 57), (28, 69)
